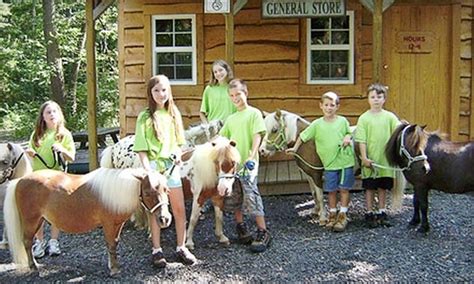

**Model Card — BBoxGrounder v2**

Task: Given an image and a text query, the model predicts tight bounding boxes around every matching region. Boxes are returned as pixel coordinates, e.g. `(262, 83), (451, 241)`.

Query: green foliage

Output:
(0, 1), (118, 139)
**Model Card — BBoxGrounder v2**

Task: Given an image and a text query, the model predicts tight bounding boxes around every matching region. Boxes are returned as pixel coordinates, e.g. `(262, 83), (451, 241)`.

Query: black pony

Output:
(385, 123), (474, 233)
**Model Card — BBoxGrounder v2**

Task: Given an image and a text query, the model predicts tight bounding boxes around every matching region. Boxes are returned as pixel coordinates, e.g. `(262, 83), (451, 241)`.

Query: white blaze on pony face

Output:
(217, 175), (235, 197)
(260, 110), (300, 156)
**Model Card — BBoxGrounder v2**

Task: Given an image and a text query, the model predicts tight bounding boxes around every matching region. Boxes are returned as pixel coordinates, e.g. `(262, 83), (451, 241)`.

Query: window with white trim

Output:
(307, 11), (354, 84)
(152, 15), (196, 85)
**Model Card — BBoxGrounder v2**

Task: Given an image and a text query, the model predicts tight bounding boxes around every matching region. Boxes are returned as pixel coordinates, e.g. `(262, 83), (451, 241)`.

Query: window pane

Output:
(175, 34), (192, 46)
(331, 17), (349, 29)
(156, 20), (172, 32)
(176, 66), (192, 79)
(157, 53), (174, 65)
(175, 19), (192, 32)
(312, 50), (330, 63)
(311, 18), (329, 29)
(312, 31), (330, 45)
(331, 64), (348, 79)
(156, 34), (172, 47)
(312, 63), (329, 79)
(331, 31), (349, 44)
(176, 52), (192, 64)
(331, 50), (348, 63)
(158, 65), (175, 79)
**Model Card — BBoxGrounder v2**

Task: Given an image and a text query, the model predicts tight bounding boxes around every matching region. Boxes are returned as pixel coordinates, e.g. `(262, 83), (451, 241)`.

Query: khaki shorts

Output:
(224, 175), (265, 216)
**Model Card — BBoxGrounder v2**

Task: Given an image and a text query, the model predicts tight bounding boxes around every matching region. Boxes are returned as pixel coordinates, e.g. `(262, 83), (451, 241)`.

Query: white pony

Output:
(0, 142), (33, 248)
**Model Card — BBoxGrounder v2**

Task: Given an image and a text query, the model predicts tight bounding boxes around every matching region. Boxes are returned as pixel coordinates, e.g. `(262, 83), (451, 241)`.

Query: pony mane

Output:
(87, 168), (142, 214)
(191, 136), (240, 189)
(385, 123), (429, 167)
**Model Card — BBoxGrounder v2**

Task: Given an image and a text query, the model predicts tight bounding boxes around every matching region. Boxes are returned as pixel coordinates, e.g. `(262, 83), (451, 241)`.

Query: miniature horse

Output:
(4, 167), (171, 275)
(0, 143), (33, 248)
(182, 136), (240, 249)
(386, 123), (474, 233)
(259, 110), (403, 225)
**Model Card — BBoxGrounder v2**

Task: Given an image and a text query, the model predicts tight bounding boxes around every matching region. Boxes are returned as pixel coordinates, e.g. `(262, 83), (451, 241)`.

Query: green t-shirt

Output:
(354, 110), (400, 178)
(219, 106), (266, 164)
(133, 108), (185, 172)
(299, 116), (355, 170)
(29, 129), (76, 171)
(200, 84), (237, 122)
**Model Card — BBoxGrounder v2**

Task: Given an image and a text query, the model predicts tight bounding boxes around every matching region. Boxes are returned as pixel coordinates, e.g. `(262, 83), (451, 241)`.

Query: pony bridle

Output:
(0, 151), (24, 184)
(139, 190), (169, 214)
(265, 116), (288, 151)
(399, 125), (431, 173)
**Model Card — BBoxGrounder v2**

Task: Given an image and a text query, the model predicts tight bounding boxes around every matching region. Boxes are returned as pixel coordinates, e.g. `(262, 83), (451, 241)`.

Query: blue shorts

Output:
(323, 167), (355, 192)
(150, 159), (182, 189)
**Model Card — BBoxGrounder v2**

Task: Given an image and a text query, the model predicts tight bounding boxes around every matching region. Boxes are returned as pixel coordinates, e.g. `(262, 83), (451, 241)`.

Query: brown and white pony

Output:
(259, 110), (403, 225)
(4, 167), (171, 275)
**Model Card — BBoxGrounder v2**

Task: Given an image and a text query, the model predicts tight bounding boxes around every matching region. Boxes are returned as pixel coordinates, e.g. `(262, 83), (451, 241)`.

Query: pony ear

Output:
(7, 142), (13, 151)
(131, 169), (147, 181)
(420, 124), (427, 130)
(229, 140), (237, 147)
(275, 109), (282, 119)
(262, 110), (270, 117)
(400, 119), (410, 125)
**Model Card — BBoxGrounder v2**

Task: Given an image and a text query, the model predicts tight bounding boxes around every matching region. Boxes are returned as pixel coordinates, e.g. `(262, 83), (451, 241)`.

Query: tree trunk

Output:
(69, 26), (87, 114)
(42, 0), (66, 107)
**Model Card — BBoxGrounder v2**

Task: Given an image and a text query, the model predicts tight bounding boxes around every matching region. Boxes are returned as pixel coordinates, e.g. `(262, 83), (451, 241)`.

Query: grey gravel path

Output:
(0, 190), (472, 282)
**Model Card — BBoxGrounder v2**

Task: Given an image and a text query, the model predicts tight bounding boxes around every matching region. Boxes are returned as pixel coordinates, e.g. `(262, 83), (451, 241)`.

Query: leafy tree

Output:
(0, 1), (118, 138)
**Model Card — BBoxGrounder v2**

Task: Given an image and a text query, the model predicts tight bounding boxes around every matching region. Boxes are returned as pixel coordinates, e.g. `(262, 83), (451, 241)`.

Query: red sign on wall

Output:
(396, 31), (435, 54)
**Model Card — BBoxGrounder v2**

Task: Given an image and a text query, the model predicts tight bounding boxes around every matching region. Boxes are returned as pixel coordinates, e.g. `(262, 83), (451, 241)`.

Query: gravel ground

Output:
(0, 190), (472, 282)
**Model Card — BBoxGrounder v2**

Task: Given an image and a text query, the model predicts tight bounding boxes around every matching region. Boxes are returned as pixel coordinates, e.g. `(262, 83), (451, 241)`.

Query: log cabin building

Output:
(91, 0), (472, 193)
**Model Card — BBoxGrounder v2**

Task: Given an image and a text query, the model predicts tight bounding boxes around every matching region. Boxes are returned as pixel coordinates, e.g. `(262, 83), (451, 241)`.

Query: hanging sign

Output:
(262, 0), (346, 18)
(204, 0), (230, 13)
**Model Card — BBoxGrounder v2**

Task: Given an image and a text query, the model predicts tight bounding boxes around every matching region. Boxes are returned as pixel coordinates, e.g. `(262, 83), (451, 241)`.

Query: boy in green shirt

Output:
(287, 92), (355, 232)
(220, 79), (271, 253)
(355, 83), (400, 228)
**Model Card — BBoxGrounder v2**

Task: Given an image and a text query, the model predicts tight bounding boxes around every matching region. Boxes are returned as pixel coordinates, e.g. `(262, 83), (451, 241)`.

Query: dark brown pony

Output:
(4, 168), (171, 275)
(386, 123), (474, 233)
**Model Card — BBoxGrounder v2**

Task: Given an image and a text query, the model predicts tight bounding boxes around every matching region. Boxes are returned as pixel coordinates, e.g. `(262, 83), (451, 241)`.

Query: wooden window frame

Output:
(306, 11), (355, 85)
(151, 14), (197, 85)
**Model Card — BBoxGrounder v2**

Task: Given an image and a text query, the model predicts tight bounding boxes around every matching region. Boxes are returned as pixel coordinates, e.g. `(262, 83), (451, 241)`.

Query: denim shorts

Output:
(150, 159), (182, 189)
(323, 167), (355, 192)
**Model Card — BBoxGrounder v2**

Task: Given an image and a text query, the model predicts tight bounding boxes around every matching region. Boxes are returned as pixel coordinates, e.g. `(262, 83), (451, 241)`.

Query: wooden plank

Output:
(123, 28), (144, 47)
(288, 160), (303, 181)
(118, 0), (127, 137)
(450, 3), (461, 140)
(205, 43), (299, 63)
(372, 0), (383, 82)
(260, 182), (310, 196)
(276, 160), (290, 183)
(86, 0), (99, 170)
(123, 11), (144, 29)
(471, 5), (474, 140)
(124, 47), (145, 65)
(225, 1), (234, 69)
(142, 3), (201, 15)
(93, 0), (114, 21)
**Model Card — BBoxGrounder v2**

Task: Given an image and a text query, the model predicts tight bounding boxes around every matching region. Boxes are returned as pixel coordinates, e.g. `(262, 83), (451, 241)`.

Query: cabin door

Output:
(382, 4), (452, 132)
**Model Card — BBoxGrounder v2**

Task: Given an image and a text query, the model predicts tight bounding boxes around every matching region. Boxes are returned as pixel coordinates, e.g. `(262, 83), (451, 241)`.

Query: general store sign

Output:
(396, 31), (435, 54)
(262, 0), (346, 18)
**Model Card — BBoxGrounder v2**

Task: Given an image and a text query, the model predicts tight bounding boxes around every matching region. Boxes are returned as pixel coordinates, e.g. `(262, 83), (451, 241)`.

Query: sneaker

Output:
(325, 211), (338, 229)
(333, 212), (348, 232)
(365, 212), (378, 229)
(48, 239), (61, 256)
(250, 229), (271, 253)
(151, 251), (167, 268)
(32, 239), (47, 259)
(236, 223), (253, 245)
(176, 247), (197, 265)
(376, 212), (392, 227)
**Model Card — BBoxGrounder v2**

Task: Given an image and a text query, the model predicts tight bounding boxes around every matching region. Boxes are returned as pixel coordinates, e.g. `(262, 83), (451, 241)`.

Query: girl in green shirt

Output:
(26, 100), (76, 258)
(133, 75), (197, 268)
(199, 59), (237, 124)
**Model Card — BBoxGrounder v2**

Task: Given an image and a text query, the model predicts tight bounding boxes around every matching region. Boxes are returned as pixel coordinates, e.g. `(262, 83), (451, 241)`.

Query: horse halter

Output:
(0, 151), (25, 184)
(139, 189), (169, 214)
(399, 125), (431, 173)
(265, 115), (288, 151)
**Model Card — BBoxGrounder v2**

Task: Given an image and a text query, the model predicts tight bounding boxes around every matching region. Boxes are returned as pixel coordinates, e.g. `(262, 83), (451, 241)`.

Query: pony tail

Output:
(391, 171), (406, 211)
(4, 180), (30, 266)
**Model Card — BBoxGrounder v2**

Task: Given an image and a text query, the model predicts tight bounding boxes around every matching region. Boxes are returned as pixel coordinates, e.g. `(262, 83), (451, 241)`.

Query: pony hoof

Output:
(219, 239), (230, 246)
(186, 242), (195, 250)
(109, 268), (121, 276)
